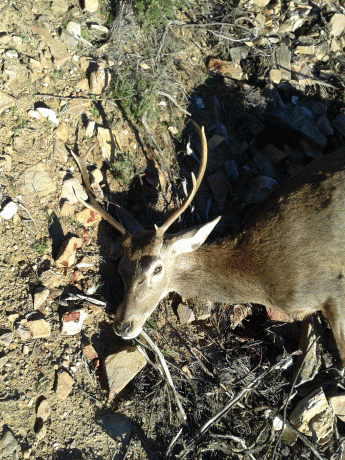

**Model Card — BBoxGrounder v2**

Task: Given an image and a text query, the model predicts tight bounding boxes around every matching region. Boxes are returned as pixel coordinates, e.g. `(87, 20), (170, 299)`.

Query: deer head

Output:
(72, 122), (219, 338)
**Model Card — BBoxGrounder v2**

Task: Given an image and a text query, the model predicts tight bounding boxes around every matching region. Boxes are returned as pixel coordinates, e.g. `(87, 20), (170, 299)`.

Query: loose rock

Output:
(83, 0), (99, 13)
(30, 25), (71, 67)
(105, 346), (147, 400)
(89, 67), (111, 95)
(329, 13), (345, 37)
(0, 201), (18, 220)
(0, 427), (21, 458)
(55, 370), (75, 400)
(289, 388), (334, 444)
(26, 318), (51, 338)
(0, 332), (13, 347)
(18, 163), (56, 198)
(55, 237), (82, 268)
(75, 208), (101, 227)
(0, 90), (15, 113)
(97, 126), (114, 163)
(177, 303), (195, 325)
(61, 309), (88, 335)
(36, 398), (50, 421)
(33, 287), (50, 310)
(60, 178), (88, 204)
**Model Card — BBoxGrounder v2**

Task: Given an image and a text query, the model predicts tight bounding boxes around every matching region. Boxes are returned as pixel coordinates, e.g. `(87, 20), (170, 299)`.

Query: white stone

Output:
(28, 110), (40, 119)
(5, 49), (18, 58)
(0, 201), (18, 220)
(37, 107), (59, 125)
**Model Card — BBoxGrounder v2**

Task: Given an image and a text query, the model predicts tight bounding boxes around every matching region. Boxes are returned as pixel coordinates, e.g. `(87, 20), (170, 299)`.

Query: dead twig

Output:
(158, 91), (191, 117)
(177, 352), (300, 459)
(139, 330), (189, 428)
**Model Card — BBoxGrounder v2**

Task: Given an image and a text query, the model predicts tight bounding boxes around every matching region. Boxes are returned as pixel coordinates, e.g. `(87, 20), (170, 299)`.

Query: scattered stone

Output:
(270, 69), (281, 84)
(97, 126), (114, 163)
(332, 112), (345, 137)
(0, 427), (21, 458)
(208, 58), (243, 80)
(75, 207), (102, 227)
(66, 21), (81, 38)
(26, 318), (51, 338)
(316, 116), (334, 136)
(294, 316), (322, 386)
(289, 388), (334, 444)
(208, 170), (230, 211)
(33, 287), (50, 310)
(60, 177), (88, 204)
(0, 201), (18, 220)
(273, 416), (297, 446)
(0, 90), (15, 113)
(329, 393), (345, 422)
(263, 144), (288, 163)
(276, 45), (291, 81)
(105, 346), (147, 400)
(16, 325), (32, 342)
(0, 155), (12, 172)
(60, 201), (75, 217)
(85, 120), (95, 138)
(300, 140), (323, 159)
(253, 0), (270, 6)
(329, 13), (345, 37)
(177, 303), (195, 325)
(90, 168), (103, 183)
(55, 237), (82, 268)
(224, 159), (239, 182)
(51, 0), (68, 15)
(76, 78), (89, 91)
(83, 0), (99, 13)
(270, 106), (327, 150)
(54, 140), (68, 163)
(55, 122), (69, 143)
(18, 162), (56, 198)
(60, 30), (80, 47)
(0, 332), (13, 347)
(89, 67), (111, 94)
(82, 343), (98, 362)
(207, 134), (226, 151)
(61, 309), (88, 335)
(90, 24), (109, 33)
(0, 356), (9, 369)
(5, 49), (18, 58)
(55, 370), (75, 400)
(79, 56), (100, 72)
(30, 24), (71, 67)
(99, 413), (132, 459)
(36, 107), (59, 125)
(229, 46), (249, 64)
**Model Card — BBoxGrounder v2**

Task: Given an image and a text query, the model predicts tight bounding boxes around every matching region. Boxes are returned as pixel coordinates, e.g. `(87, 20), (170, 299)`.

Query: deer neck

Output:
(172, 239), (271, 306)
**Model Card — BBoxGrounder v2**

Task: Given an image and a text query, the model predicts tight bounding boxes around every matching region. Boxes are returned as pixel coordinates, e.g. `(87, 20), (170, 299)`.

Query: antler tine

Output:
(70, 149), (128, 237)
(156, 121), (207, 236)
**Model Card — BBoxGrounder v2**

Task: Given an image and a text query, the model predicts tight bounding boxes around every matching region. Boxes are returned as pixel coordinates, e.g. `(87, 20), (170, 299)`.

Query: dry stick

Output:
(165, 427), (184, 460)
(274, 414), (323, 460)
(177, 353), (301, 460)
(209, 433), (256, 460)
(139, 330), (189, 428)
(158, 91), (191, 117)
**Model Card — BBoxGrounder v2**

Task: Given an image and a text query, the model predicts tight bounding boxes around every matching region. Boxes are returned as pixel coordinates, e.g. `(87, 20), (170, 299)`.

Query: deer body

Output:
(72, 126), (345, 366)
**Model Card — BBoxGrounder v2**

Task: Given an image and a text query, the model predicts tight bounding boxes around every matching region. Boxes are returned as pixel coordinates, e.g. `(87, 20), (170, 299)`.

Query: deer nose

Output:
(114, 321), (133, 337)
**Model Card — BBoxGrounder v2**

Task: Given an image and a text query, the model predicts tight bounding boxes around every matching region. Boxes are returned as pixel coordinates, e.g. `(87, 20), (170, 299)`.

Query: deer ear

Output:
(167, 216), (221, 256)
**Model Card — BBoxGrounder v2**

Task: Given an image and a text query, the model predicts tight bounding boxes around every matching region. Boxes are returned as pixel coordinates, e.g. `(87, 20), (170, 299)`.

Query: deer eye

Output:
(153, 265), (162, 275)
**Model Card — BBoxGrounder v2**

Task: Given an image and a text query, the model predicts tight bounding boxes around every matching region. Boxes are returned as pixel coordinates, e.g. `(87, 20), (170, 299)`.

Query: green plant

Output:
(109, 151), (142, 187)
(134, 0), (188, 33)
(81, 29), (89, 40)
(34, 376), (49, 392)
(90, 105), (99, 117)
(32, 238), (48, 256)
(145, 317), (157, 330)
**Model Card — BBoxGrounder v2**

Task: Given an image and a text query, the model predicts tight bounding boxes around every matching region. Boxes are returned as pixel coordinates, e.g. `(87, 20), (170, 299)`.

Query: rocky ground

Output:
(2, 0), (345, 459)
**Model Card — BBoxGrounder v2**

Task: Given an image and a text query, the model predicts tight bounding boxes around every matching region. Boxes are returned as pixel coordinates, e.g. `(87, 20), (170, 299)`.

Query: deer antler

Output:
(156, 121), (207, 236)
(71, 149), (128, 237)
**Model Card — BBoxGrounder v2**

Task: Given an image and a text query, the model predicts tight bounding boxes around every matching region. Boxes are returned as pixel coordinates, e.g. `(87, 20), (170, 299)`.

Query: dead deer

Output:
(72, 122), (345, 366)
